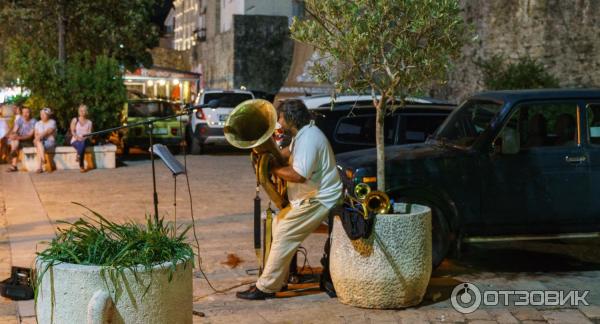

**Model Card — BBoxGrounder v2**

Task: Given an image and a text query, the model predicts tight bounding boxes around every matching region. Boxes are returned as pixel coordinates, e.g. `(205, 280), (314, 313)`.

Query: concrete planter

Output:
(330, 204), (432, 309)
(35, 258), (192, 324)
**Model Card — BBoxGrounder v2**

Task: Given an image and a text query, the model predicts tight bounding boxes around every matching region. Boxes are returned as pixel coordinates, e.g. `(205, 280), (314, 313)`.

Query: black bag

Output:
(0, 267), (34, 300)
(319, 210), (336, 297)
(336, 205), (375, 240)
(319, 206), (376, 298)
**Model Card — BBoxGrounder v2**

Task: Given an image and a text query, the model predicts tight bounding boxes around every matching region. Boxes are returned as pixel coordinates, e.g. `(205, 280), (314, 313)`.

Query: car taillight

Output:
(171, 127), (178, 136)
(196, 109), (206, 120)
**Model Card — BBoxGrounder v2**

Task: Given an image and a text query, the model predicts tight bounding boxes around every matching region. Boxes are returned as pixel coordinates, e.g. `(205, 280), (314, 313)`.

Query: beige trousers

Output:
(256, 199), (330, 293)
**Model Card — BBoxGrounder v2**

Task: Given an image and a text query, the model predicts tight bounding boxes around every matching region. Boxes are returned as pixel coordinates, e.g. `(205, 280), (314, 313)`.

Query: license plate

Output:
(152, 128), (168, 135)
(219, 114), (229, 122)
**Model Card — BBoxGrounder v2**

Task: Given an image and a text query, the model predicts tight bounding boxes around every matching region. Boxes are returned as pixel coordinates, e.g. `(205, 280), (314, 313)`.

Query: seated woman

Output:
(33, 108), (57, 173)
(70, 104), (93, 172)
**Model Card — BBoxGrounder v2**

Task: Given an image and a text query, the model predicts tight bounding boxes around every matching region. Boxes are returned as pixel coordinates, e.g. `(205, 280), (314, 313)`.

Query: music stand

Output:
(151, 144), (185, 176)
(84, 99), (219, 223)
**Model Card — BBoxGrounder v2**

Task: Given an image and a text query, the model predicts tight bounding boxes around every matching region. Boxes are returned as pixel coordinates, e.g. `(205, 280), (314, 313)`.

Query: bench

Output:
(21, 144), (117, 172)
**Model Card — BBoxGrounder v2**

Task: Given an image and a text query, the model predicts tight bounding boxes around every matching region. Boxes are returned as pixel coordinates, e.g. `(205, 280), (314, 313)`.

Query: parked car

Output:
(187, 89), (255, 154)
(120, 99), (186, 155)
(336, 89), (600, 268)
(293, 95), (455, 153)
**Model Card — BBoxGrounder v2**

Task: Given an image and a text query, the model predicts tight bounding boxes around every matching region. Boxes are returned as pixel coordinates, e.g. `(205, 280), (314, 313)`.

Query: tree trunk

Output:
(375, 101), (386, 191)
(57, 3), (66, 64)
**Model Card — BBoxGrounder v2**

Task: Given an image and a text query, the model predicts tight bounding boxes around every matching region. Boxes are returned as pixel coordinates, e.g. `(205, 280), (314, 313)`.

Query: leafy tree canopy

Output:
(0, 0), (160, 73)
(291, 0), (468, 190)
(9, 48), (126, 133)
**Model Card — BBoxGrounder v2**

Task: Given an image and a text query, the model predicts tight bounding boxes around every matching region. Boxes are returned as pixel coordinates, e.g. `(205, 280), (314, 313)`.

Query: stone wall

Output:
(233, 15), (293, 93)
(440, 0), (600, 102)
(150, 47), (191, 71)
(190, 15), (292, 93)
(193, 31), (235, 89)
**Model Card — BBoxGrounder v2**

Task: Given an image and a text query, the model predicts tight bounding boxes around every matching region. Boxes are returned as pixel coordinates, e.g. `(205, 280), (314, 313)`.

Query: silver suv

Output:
(187, 89), (254, 154)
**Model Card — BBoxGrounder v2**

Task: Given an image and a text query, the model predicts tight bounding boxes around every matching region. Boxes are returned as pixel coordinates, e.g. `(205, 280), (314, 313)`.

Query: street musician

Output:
(236, 99), (343, 300)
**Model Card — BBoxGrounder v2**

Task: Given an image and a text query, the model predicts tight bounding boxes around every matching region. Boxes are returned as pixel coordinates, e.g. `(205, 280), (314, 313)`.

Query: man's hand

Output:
(271, 165), (306, 183)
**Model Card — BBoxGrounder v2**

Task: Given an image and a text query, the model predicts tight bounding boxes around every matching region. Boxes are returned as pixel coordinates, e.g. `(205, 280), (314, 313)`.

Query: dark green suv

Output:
(336, 89), (600, 267)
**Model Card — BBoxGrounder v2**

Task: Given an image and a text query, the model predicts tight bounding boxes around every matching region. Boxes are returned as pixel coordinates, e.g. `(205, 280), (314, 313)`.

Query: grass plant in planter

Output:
(35, 205), (194, 324)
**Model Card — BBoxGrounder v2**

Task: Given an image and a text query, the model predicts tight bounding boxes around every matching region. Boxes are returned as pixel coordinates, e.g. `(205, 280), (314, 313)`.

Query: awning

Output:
(275, 41), (332, 101)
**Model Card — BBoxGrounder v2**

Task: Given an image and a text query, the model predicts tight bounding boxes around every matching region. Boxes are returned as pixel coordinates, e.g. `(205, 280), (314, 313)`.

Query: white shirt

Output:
(287, 122), (343, 209)
(35, 119), (57, 144)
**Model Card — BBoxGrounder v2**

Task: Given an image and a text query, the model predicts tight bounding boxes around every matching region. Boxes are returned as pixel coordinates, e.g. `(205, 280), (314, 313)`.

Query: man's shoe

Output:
(236, 285), (275, 300)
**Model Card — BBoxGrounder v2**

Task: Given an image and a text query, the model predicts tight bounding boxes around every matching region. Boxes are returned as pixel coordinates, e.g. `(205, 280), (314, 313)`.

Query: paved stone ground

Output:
(1, 149), (599, 323)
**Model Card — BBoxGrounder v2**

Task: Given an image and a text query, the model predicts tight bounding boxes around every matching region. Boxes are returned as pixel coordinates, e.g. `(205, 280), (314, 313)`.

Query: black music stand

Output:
(152, 144), (185, 176)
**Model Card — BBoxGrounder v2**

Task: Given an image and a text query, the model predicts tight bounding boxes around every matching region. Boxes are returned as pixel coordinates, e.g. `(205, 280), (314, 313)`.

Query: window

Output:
(399, 114), (448, 144)
(129, 102), (175, 118)
(588, 104), (600, 145)
(203, 93), (253, 108)
(495, 102), (579, 154)
(334, 115), (396, 145)
(435, 100), (503, 148)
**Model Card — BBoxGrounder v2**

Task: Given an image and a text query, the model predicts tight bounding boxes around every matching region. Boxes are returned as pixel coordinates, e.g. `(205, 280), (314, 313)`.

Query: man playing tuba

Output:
(236, 99), (343, 300)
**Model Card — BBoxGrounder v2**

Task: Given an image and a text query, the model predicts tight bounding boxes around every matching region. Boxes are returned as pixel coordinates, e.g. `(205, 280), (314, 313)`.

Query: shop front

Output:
(124, 67), (201, 104)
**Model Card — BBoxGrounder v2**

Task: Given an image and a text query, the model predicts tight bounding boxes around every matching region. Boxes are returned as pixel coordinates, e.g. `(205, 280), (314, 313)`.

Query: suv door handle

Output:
(565, 155), (587, 163)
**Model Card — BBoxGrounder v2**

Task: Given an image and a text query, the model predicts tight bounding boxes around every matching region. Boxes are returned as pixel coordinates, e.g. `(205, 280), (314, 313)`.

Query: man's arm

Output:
(272, 165), (306, 183)
(19, 129), (34, 141)
(280, 146), (291, 160)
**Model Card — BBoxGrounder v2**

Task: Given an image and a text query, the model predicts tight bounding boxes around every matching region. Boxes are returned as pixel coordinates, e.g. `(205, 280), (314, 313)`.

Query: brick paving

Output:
(0, 151), (599, 323)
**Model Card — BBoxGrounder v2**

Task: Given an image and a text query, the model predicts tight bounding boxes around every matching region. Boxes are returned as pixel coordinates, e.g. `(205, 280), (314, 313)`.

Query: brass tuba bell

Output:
(354, 183), (371, 201)
(364, 190), (391, 214)
(224, 99), (288, 209)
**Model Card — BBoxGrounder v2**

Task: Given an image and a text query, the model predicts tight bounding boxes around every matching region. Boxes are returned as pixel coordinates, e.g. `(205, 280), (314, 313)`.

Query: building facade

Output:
(171, 0), (302, 93)
(173, 0), (205, 51)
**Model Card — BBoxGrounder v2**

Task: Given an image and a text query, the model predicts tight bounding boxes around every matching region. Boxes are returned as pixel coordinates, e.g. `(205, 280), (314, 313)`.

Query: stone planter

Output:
(22, 144), (117, 172)
(330, 204), (432, 308)
(35, 258), (192, 324)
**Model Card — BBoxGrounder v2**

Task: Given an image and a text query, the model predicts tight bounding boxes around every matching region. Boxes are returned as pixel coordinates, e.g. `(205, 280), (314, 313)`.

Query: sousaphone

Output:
(223, 99), (288, 209)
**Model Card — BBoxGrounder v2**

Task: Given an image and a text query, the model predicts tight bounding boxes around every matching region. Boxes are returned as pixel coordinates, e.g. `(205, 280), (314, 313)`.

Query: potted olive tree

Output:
(35, 205), (194, 324)
(291, 0), (467, 308)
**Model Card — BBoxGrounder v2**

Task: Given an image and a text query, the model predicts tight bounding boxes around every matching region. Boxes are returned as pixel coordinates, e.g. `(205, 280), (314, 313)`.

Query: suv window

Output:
(334, 115), (397, 145)
(129, 102), (175, 118)
(203, 93), (253, 108)
(587, 104), (600, 145)
(496, 102), (579, 153)
(435, 100), (503, 148)
(399, 114), (448, 144)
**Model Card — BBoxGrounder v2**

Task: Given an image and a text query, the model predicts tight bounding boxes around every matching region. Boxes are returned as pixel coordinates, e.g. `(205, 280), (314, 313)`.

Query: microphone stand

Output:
(85, 104), (209, 223)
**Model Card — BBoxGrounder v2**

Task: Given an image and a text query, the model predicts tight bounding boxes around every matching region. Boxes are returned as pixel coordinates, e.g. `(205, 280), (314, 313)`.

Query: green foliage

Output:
(291, 0), (468, 101)
(0, 0), (159, 71)
(3, 93), (30, 106)
(37, 204), (193, 269)
(291, 0), (468, 190)
(8, 46), (126, 131)
(477, 54), (560, 90)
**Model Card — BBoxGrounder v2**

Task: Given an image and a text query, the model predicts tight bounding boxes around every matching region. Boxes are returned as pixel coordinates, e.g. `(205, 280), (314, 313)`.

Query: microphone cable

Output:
(178, 109), (252, 294)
